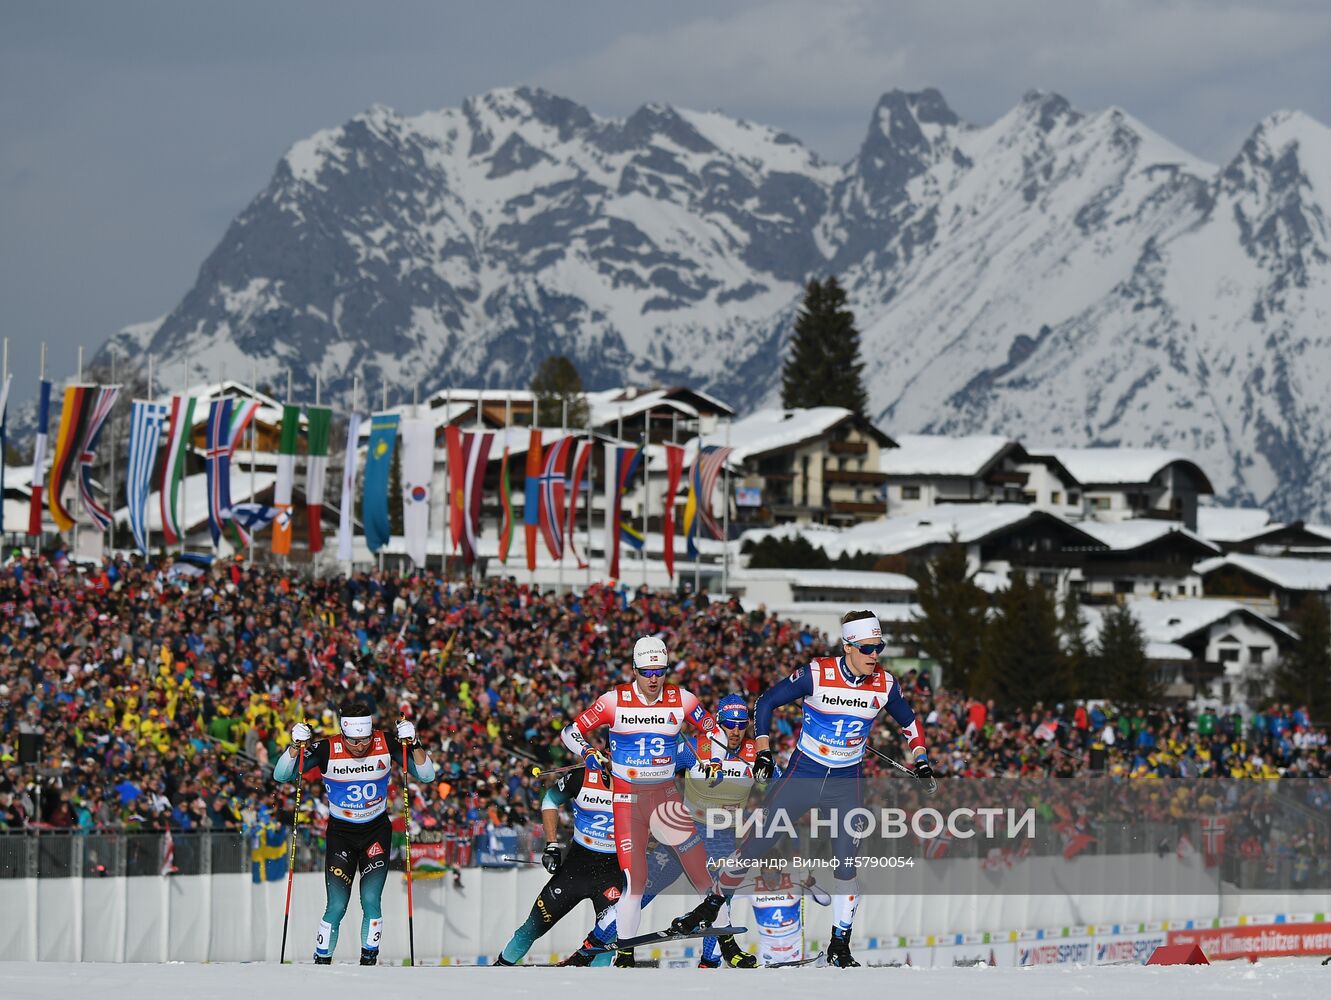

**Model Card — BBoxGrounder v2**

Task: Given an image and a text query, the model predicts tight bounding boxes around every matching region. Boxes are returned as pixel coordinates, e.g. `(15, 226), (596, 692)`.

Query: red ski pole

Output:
(402, 740), (416, 967)
(279, 742), (306, 964)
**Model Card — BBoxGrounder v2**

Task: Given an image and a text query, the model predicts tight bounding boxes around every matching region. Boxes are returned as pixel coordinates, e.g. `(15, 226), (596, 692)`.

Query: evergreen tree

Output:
(1273, 595), (1331, 719)
(1096, 602), (1161, 709)
(910, 539), (989, 693)
(780, 276), (868, 415)
(984, 575), (1071, 709)
(1060, 594), (1091, 700)
(530, 355), (589, 428)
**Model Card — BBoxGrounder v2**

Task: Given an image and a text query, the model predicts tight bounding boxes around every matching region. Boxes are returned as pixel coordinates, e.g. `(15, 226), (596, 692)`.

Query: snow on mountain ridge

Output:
(84, 85), (1331, 520)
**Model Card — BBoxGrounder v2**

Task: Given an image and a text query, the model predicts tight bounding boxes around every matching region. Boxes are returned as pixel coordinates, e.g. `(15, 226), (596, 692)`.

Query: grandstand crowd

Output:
(1, 552), (1329, 854)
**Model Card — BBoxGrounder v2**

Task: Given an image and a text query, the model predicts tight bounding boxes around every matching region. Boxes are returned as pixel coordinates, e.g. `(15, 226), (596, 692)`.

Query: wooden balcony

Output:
(828, 440), (868, 455)
(829, 501), (886, 515)
(824, 468), (888, 485)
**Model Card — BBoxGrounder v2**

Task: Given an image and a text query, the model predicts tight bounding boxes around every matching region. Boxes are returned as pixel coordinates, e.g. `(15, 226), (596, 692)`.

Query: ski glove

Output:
(290, 721), (312, 745)
(702, 757), (725, 787)
(914, 757), (938, 795)
(752, 749), (775, 784)
(395, 718), (416, 744)
(542, 842), (564, 875)
(583, 748), (610, 775)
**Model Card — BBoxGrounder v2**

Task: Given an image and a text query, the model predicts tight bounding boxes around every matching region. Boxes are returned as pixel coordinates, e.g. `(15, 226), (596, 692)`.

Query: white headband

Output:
(841, 617), (882, 645)
(340, 716), (373, 739)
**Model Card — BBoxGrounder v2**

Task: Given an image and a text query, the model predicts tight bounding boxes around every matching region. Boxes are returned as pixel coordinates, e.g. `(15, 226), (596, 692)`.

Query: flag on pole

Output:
(305, 406), (332, 553)
(336, 413), (362, 562)
(445, 424), (463, 551)
(661, 442), (685, 578)
(399, 418), (433, 568)
(126, 400), (168, 555)
(75, 386), (122, 531)
(497, 433), (514, 564)
(458, 430), (493, 566)
(231, 502), (280, 537)
(537, 436), (574, 559)
(270, 403), (300, 555)
(602, 443), (642, 580)
(565, 439), (593, 569)
(203, 397), (260, 547)
(27, 379), (51, 537)
(0, 374), (10, 537)
(618, 447), (644, 551)
(523, 429), (542, 571)
(159, 395), (197, 546)
(48, 386), (92, 533)
(363, 413), (399, 553)
(684, 445), (733, 559)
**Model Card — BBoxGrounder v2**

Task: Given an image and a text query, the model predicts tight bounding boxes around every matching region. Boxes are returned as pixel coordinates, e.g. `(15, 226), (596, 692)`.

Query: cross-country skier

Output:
(494, 756), (623, 966)
(560, 635), (728, 966)
(274, 700), (436, 965)
(750, 868), (829, 966)
(709, 610), (935, 968)
(565, 693), (771, 968)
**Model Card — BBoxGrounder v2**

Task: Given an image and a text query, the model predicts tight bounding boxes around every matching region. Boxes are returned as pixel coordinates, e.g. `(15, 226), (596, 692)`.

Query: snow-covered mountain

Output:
(96, 86), (1331, 520)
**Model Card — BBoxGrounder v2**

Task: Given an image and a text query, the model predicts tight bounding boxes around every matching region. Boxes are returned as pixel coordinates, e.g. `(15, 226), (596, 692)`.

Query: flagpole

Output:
(349, 373), (358, 574)
(248, 359), (257, 569)
(641, 406), (650, 591)
(146, 354), (155, 559)
(314, 370), (323, 579)
(109, 347), (117, 557)
(378, 381), (387, 575)
(442, 387), (451, 580)
(721, 416), (731, 597)
(585, 419), (593, 590)
(558, 397), (567, 594)
(180, 358), (187, 557)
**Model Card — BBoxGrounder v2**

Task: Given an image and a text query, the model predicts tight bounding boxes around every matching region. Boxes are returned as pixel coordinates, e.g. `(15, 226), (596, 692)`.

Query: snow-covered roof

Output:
(879, 434), (1015, 477)
(1196, 506), (1274, 543)
(1028, 447), (1213, 490)
(688, 407), (862, 465)
(727, 566), (917, 593)
(1195, 553), (1331, 591)
(159, 380), (295, 431)
(585, 388), (700, 428)
(818, 503), (1046, 558)
(1075, 519), (1219, 554)
(1080, 597), (1294, 647)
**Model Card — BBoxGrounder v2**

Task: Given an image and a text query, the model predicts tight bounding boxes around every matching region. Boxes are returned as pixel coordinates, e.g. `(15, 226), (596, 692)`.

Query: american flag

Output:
(684, 445), (733, 559)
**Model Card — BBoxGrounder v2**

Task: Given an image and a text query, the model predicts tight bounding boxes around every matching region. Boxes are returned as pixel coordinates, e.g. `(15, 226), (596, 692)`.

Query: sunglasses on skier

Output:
(847, 641), (886, 656)
(719, 717), (749, 730)
(635, 666), (668, 678)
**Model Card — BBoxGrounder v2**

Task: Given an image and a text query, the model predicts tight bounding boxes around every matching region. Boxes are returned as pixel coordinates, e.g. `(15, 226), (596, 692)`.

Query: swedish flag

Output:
(249, 813), (290, 883)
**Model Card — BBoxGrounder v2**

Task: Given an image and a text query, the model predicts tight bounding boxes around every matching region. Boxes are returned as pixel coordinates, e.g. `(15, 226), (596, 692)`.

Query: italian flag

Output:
(305, 406), (332, 553)
(159, 395), (196, 546)
(270, 404), (300, 555)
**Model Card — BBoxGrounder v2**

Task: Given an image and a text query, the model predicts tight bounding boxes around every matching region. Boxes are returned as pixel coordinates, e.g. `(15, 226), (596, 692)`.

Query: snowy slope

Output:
(91, 86), (1331, 519)
(8, 959), (1331, 1000)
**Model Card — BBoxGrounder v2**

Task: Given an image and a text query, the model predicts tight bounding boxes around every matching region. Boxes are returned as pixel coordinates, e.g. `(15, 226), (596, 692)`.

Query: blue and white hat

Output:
(716, 694), (750, 727)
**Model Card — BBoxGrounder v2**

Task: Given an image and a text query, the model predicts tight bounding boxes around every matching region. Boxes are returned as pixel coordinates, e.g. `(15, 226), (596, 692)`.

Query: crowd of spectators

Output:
(1, 552), (1328, 877)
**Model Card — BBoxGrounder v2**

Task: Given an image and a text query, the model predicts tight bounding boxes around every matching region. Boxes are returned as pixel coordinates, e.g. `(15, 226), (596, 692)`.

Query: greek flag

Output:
(127, 400), (168, 555)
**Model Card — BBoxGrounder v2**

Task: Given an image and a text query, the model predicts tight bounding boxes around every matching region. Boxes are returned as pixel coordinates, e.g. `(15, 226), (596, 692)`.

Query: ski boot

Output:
(558, 937), (600, 967)
(697, 956), (721, 969)
(826, 929), (860, 968)
(359, 947), (378, 966)
(614, 947), (636, 967)
(494, 956), (516, 967)
(669, 892), (724, 935)
(719, 934), (757, 968)
(313, 955), (332, 965)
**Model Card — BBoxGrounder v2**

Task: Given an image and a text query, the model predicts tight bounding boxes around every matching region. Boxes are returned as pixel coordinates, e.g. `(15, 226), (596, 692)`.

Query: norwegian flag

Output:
(1201, 815), (1229, 867)
(537, 436), (574, 559)
(921, 828), (953, 860)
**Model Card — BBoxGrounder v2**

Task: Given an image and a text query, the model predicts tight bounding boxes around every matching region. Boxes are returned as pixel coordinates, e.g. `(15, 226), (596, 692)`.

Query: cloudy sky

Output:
(2, 0), (1330, 404)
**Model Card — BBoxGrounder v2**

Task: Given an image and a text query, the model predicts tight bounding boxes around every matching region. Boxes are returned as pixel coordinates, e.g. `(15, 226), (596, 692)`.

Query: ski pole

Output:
(865, 743), (917, 778)
(279, 741), (306, 964)
(402, 739), (416, 967)
(500, 856), (546, 866)
(528, 761), (587, 780)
